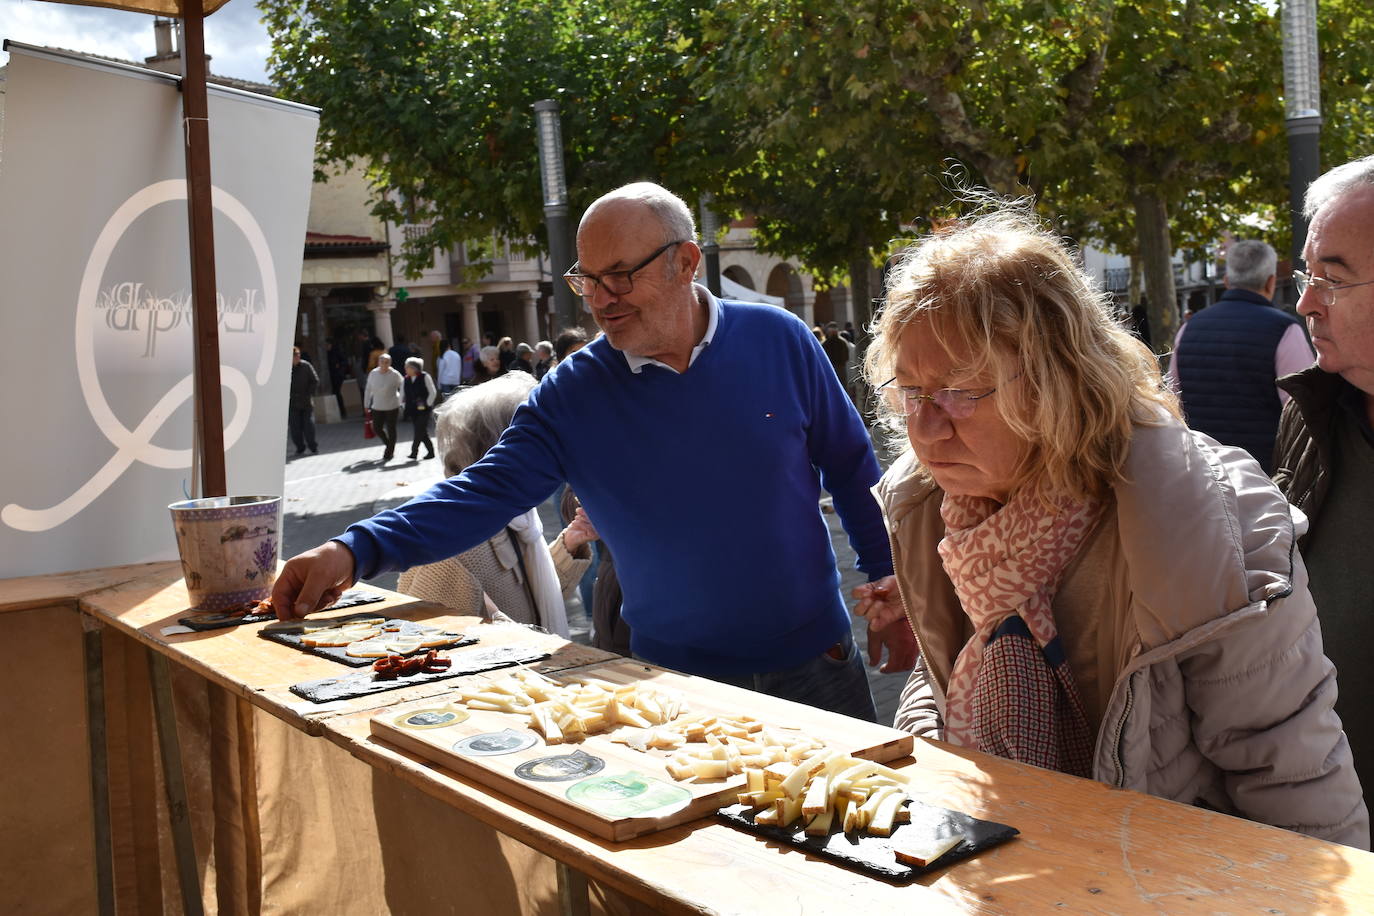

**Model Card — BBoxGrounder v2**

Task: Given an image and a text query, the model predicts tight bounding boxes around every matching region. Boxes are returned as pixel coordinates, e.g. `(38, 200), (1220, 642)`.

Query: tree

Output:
(1060, 0), (1289, 351)
(262, 0), (734, 277)
(693, 0), (1116, 348)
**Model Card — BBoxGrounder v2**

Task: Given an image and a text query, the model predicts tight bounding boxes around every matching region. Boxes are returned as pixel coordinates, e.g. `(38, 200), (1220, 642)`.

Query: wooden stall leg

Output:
(147, 648), (205, 916)
(556, 861), (591, 916)
(83, 623), (115, 916)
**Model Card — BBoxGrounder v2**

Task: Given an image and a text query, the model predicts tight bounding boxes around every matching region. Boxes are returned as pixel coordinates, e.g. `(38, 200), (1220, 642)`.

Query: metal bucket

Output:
(168, 495), (282, 610)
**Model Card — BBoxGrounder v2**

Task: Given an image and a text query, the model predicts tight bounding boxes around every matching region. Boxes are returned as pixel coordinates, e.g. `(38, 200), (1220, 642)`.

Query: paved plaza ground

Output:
(282, 413), (909, 724)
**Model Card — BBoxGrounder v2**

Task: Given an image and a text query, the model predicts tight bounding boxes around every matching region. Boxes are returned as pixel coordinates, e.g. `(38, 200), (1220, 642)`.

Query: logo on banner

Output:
(1, 180), (279, 532)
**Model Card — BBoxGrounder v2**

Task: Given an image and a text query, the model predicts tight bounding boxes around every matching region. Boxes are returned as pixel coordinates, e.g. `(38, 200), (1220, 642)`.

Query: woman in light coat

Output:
(398, 371), (597, 636)
(854, 207), (1367, 847)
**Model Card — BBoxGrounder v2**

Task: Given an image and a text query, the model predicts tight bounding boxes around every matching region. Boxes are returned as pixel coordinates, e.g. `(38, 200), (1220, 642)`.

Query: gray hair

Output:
(1304, 154), (1374, 218)
(536, 340), (553, 356)
(583, 182), (697, 243)
(1224, 240), (1277, 292)
(377, 353), (392, 365)
(515, 342), (533, 355)
(479, 345), (500, 362)
(405, 356), (424, 371)
(434, 371), (538, 477)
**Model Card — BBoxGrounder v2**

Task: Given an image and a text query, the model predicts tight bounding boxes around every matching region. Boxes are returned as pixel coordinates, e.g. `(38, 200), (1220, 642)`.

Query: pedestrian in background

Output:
(554, 327), (587, 362)
(288, 345), (319, 455)
(470, 346), (504, 386)
(437, 339), (463, 396)
(402, 356), (437, 461)
(534, 341), (555, 379)
(497, 336), (517, 372)
(460, 337), (479, 383)
(1168, 239), (1312, 473)
(513, 342), (535, 375)
(365, 353), (403, 462)
(326, 339), (350, 419)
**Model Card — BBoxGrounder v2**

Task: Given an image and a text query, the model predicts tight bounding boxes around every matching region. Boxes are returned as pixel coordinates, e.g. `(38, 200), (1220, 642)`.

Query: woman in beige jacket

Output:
(854, 207), (1367, 847)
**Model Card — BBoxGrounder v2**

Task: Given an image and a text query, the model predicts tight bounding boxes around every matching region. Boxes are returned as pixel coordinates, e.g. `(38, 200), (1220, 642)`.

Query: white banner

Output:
(0, 45), (319, 579)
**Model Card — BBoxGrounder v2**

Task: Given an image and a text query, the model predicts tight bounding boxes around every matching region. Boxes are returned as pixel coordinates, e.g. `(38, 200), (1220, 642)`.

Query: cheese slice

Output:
(893, 832), (963, 868)
(346, 639), (394, 658)
(384, 636), (424, 656)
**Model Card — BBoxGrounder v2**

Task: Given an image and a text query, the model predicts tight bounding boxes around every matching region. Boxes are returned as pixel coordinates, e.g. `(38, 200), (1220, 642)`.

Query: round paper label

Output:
(566, 772), (693, 818)
(393, 707), (470, 730)
(514, 750), (605, 783)
(453, 729), (539, 756)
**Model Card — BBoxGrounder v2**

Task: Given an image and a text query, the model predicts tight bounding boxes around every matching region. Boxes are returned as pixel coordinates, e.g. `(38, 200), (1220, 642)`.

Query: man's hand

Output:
(852, 575), (904, 630)
(852, 575), (917, 672)
(270, 540), (357, 620)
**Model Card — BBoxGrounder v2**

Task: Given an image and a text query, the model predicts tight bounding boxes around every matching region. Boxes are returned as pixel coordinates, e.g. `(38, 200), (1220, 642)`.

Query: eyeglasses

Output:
(1293, 269), (1374, 306)
(564, 240), (688, 298)
(876, 377), (1002, 420)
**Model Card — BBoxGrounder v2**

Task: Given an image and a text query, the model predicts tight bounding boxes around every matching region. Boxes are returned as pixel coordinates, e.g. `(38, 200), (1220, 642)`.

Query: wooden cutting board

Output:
(369, 658), (913, 841)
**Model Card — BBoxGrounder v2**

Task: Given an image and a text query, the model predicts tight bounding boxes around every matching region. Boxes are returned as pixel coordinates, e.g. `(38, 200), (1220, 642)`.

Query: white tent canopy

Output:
(719, 275), (785, 307)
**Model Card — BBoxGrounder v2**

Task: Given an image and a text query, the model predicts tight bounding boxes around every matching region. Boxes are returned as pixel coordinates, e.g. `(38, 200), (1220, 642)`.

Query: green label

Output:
(566, 772), (692, 819)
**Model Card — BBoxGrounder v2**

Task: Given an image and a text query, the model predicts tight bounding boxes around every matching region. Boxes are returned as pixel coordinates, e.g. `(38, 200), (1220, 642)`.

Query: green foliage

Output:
(262, 0), (1374, 305)
(262, 0), (732, 277)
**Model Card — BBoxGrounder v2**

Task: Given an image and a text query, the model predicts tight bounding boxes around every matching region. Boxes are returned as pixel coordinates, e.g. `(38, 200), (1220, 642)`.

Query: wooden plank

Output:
(74, 568), (610, 733)
(0, 562), (174, 615)
(369, 660), (913, 842)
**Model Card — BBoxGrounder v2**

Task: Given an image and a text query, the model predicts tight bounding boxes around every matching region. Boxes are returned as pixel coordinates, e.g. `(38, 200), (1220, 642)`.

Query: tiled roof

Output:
(306, 232), (387, 248)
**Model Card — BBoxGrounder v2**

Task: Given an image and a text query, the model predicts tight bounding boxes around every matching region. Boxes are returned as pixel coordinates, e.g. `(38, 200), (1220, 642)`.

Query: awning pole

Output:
(180, 0), (227, 497)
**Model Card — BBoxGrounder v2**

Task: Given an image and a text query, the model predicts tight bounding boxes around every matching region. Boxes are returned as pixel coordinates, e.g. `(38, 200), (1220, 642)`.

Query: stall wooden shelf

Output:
(6, 562), (1374, 915)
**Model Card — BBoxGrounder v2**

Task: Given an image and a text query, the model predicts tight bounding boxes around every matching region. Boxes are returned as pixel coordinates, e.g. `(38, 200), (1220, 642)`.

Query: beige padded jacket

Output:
(877, 415), (1369, 848)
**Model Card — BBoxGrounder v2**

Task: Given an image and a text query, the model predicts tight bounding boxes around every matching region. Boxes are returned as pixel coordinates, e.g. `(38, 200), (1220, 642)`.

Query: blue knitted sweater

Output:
(337, 294), (893, 677)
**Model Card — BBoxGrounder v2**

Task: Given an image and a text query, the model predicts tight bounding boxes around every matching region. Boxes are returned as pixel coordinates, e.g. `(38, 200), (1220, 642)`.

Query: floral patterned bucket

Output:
(168, 495), (282, 610)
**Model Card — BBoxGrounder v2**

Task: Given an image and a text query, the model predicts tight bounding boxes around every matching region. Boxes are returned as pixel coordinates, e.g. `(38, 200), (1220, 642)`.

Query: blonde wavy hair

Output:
(865, 207), (1179, 501)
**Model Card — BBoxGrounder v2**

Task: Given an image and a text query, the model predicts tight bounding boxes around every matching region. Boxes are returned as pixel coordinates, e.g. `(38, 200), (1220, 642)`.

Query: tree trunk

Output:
(1131, 189), (1178, 355)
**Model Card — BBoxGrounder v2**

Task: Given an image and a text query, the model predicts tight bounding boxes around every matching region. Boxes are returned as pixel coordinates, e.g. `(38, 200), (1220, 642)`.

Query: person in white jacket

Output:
(364, 353), (404, 461)
(853, 205), (1368, 848)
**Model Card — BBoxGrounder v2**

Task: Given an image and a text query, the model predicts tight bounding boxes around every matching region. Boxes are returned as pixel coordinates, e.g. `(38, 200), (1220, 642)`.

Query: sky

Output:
(0, 0), (273, 85)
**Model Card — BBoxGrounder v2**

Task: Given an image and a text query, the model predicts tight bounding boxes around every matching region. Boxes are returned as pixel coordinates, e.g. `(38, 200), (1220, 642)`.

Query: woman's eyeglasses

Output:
(876, 378), (1001, 420)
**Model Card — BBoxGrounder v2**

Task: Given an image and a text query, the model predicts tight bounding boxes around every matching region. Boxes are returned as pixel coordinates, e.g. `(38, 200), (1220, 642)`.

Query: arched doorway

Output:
(722, 265), (755, 290)
(766, 264), (805, 321)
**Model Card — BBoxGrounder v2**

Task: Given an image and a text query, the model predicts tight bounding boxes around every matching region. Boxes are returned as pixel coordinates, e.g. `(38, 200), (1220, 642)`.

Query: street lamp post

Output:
(533, 99), (577, 330)
(699, 192), (722, 297)
(1282, 0), (1322, 280)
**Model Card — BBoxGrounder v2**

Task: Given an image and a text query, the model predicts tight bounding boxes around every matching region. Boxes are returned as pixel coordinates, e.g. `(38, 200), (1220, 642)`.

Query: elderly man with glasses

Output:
(1274, 153), (1374, 791)
(271, 182), (903, 721)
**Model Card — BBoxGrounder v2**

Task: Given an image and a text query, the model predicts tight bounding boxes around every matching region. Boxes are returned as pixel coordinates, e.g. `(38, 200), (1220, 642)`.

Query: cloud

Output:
(0, 0), (270, 84)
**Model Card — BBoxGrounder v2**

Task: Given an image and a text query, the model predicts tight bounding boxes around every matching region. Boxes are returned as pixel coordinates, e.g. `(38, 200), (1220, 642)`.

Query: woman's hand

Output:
(561, 507), (600, 553)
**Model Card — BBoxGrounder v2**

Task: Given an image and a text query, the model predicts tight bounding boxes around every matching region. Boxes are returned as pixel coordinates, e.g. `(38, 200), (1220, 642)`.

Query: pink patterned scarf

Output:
(938, 488), (1101, 776)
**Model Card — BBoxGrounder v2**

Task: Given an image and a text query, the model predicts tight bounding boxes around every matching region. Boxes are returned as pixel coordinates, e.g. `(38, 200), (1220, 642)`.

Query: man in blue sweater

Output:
(272, 182), (905, 720)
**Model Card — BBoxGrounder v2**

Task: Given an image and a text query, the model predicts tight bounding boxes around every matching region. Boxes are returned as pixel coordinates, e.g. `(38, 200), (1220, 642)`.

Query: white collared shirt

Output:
(623, 285), (721, 375)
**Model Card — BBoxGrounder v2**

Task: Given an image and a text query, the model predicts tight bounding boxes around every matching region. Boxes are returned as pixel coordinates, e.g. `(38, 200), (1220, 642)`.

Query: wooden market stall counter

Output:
(6, 561), (1374, 915)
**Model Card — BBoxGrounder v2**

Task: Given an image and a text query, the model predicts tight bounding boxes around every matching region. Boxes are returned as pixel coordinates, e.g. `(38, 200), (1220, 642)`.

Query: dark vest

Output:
(1176, 288), (1300, 473)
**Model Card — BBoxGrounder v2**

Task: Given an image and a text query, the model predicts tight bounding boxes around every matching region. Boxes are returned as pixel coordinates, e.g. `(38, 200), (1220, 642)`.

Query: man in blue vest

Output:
(1168, 239), (1314, 473)
(271, 182), (908, 721)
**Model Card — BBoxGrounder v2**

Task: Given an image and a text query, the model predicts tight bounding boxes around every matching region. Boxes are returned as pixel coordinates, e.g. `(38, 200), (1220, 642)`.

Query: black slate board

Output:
(718, 799), (1018, 883)
(177, 588), (386, 631)
(289, 645), (553, 703)
(259, 614), (478, 667)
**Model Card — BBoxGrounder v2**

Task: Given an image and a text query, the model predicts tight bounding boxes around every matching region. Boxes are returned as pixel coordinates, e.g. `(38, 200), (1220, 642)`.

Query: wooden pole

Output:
(180, 0), (227, 497)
